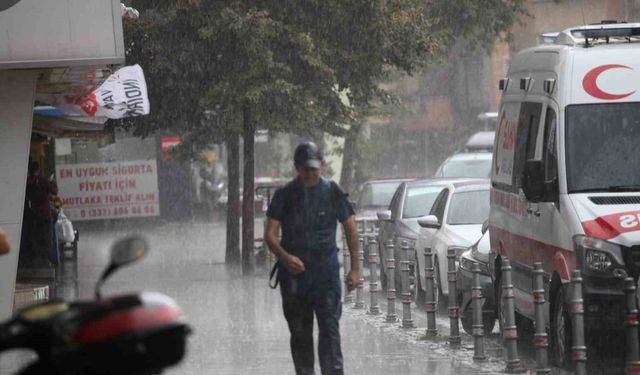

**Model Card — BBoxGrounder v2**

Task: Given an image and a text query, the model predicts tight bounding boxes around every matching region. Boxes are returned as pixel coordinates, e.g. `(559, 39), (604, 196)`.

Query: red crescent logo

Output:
(583, 64), (636, 100)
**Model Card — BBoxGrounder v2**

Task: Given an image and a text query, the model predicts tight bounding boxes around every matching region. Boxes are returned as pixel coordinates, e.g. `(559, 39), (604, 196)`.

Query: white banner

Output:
(54, 65), (150, 119)
(55, 160), (160, 221)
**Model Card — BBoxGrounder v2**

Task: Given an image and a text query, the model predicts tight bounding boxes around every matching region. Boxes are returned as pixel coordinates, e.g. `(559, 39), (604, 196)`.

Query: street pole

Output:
(447, 248), (460, 345)
(385, 239), (397, 323)
(424, 246), (438, 336)
(368, 234), (380, 315)
(533, 262), (550, 374)
(472, 262), (486, 361)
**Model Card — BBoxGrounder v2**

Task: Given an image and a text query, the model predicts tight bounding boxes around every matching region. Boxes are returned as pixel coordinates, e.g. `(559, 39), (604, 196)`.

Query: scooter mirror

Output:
(111, 236), (148, 268)
(95, 236), (148, 299)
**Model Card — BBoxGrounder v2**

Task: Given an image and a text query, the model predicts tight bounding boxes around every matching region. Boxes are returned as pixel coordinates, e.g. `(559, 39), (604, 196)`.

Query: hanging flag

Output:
(54, 64), (150, 119)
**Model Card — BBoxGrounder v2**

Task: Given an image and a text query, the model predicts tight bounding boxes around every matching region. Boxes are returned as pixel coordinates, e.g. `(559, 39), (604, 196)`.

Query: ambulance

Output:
(489, 21), (640, 367)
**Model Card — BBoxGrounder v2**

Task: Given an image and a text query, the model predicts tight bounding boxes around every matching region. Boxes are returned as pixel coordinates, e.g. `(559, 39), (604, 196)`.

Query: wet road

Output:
(0, 219), (623, 374)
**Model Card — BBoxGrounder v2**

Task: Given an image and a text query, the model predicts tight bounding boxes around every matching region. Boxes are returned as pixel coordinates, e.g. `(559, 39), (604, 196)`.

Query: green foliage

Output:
(119, 0), (526, 159)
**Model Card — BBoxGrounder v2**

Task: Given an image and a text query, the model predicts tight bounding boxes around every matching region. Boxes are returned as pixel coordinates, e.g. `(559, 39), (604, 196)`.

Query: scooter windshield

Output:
(566, 103), (640, 193)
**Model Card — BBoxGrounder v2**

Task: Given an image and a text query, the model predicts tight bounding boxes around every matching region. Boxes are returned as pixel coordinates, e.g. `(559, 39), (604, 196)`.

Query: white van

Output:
(489, 22), (640, 368)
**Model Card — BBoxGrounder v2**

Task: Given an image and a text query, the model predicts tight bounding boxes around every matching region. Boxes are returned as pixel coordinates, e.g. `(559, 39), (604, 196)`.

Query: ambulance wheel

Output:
(550, 284), (572, 369)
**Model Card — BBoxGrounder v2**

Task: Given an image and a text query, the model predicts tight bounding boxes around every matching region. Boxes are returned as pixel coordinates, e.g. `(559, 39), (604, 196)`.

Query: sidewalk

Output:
(174, 264), (511, 375)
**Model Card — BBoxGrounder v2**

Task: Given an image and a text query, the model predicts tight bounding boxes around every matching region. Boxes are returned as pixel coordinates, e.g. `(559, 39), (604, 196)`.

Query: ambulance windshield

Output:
(566, 103), (640, 193)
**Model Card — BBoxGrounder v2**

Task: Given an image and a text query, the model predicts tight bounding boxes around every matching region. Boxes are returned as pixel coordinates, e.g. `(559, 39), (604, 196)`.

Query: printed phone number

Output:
(79, 205), (157, 218)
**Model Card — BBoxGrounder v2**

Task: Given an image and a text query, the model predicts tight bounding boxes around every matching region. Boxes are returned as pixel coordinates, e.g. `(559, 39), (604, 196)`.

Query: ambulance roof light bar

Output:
(557, 22), (640, 47)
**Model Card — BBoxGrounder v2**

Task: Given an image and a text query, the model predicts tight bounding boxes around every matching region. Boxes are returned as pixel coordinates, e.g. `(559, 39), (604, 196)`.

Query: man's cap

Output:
(294, 142), (323, 169)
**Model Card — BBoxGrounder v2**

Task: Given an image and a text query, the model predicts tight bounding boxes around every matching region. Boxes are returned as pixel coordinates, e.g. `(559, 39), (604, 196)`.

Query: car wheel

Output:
(460, 295), (496, 335)
(484, 313), (497, 335)
(550, 284), (572, 369)
(434, 257), (443, 305)
(460, 294), (473, 335)
(415, 262), (425, 308)
(394, 258), (404, 294)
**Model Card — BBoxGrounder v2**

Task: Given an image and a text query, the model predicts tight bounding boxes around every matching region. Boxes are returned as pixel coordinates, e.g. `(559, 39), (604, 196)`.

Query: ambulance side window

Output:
(513, 102), (543, 193)
(543, 108), (558, 190)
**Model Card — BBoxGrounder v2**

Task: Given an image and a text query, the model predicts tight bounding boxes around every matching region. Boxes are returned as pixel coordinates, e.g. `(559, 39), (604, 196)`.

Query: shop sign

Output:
(55, 160), (160, 221)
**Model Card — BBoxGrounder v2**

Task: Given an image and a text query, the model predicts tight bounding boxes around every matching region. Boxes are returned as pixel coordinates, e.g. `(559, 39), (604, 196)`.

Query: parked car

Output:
(463, 131), (495, 152)
(353, 178), (413, 228)
(434, 152), (492, 179)
(377, 178), (466, 291)
(456, 224), (496, 335)
(339, 178), (412, 260)
(414, 179), (490, 305)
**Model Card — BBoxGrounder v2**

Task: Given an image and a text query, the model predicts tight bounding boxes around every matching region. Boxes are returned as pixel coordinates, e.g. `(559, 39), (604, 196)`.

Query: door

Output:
(512, 101), (543, 316)
(531, 105), (567, 276)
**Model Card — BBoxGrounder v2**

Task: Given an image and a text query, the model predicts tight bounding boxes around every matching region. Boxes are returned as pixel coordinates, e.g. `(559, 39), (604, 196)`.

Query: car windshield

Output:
(357, 181), (402, 209)
(402, 185), (444, 219)
(566, 103), (640, 192)
(446, 189), (489, 225)
(437, 157), (492, 178)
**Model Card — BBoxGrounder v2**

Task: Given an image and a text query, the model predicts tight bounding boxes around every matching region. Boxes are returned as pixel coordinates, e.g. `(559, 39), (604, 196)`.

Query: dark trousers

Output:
(280, 279), (344, 375)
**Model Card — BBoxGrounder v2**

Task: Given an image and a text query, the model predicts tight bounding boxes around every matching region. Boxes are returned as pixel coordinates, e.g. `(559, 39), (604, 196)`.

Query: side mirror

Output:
(523, 160), (544, 202)
(377, 210), (392, 222)
(481, 220), (489, 234)
(418, 215), (441, 229)
(95, 236), (148, 299)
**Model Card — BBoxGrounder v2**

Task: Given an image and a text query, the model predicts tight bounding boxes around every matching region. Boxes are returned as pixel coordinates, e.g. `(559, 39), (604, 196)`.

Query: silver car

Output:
(377, 178), (467, 291)
(415, 179), (490, 304)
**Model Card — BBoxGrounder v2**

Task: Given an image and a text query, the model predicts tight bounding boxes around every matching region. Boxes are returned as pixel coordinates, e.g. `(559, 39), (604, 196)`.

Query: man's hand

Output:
(345, 269), (361, 292)
(282, 254), (306, 275)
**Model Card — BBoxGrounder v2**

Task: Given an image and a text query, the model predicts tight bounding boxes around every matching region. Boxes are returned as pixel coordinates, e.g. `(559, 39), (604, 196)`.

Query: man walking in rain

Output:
(265, 141), (360, 375)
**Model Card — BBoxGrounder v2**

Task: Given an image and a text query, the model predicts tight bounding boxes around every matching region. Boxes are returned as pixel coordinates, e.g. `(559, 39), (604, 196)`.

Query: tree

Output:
(121, 0), (526, 273)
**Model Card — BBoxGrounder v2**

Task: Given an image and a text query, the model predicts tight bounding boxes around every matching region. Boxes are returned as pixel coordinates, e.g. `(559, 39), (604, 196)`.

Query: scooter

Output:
(0, 236), (191, 375)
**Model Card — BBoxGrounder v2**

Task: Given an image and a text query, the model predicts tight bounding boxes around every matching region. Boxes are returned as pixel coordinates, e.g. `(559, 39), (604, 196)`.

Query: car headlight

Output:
(574, 235), (623, 274)
(459, 256), (476, 272)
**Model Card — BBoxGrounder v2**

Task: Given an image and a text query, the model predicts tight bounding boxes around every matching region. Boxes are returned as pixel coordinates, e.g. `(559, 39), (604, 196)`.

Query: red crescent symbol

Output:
(583, 64), (636, 100)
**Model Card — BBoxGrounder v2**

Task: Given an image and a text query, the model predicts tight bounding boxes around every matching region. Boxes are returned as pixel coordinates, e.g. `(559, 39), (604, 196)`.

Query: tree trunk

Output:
(225, 132), (241, 265)
(340, 121), (361, 192)
(242, 104), (255, 274)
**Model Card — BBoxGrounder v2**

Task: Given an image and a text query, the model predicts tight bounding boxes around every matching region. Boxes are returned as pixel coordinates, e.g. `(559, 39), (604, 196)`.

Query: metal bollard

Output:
(424, 246), (438, 336)
(624, 277), (640, 375)
(354, 235), (365, 309)
(400, 240), (414, 328)
(447, 248), (461, 345)
(472, 262), (486, 361)
(343, 233), (353, 304)
(385, 239), (398, 323)
(368, 235), (380, 315)
(533, 262), (550, 374)
(502, 258), (525, 373)
(570, 270), (587, 375)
